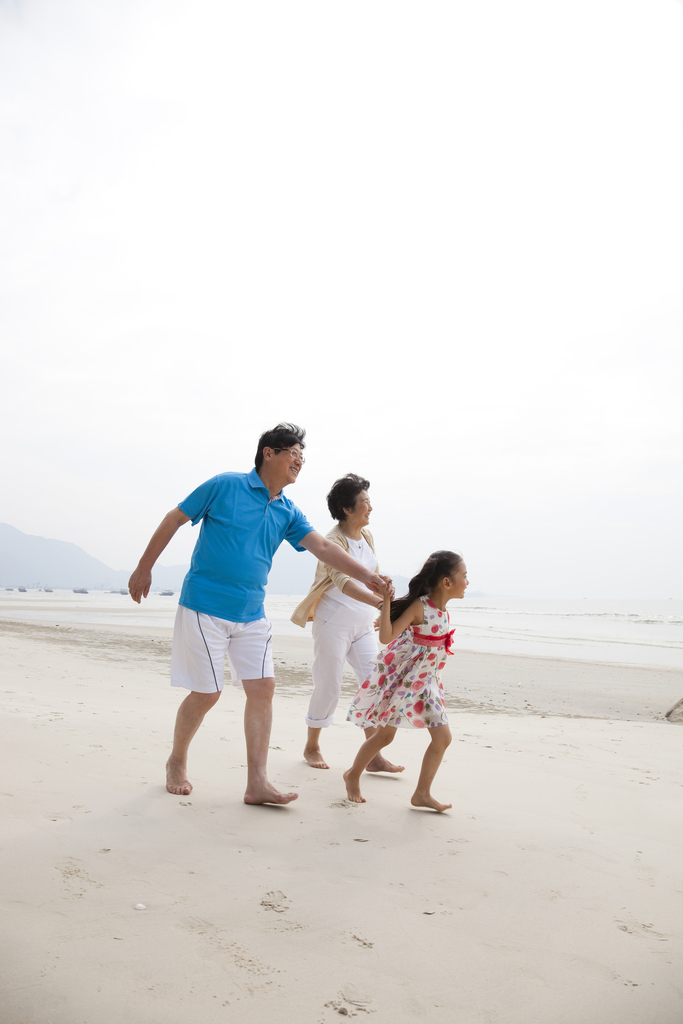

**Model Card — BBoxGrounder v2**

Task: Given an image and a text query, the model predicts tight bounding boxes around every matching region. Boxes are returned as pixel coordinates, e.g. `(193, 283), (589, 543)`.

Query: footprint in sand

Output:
(616, 919), (667, 939)
(56, 859), (102, 900)
(260, 890), (290, 913)
(325, 983), (374, 1016)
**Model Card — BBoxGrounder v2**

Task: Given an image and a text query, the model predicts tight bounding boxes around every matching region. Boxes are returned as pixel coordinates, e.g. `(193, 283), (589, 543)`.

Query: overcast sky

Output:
(2, 0), (682, 598)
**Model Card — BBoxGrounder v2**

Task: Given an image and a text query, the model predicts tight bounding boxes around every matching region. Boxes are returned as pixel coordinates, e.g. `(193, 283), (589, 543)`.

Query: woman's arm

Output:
(342, 578), (383, 609)
(300, 531), (385, 595)
(378, 596), (423, 645)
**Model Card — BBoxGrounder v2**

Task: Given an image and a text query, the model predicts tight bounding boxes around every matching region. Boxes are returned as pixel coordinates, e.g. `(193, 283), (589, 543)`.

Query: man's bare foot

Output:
(166, 760), (192, 796)
(303, 747), (329, 769)
(410, 792), (451, 812)
(343, 769), (366, 804)
(366, 754), (405, 774)
(244, 783), (298, 805)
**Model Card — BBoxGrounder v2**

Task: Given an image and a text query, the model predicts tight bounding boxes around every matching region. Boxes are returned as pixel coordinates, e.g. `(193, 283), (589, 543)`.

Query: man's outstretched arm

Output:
(128, 507), (191, 603)
(300, 531), (392, 598)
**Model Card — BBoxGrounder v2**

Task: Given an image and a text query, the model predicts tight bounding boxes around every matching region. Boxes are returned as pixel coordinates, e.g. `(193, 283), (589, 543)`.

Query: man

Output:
(128, 423), (389, 806)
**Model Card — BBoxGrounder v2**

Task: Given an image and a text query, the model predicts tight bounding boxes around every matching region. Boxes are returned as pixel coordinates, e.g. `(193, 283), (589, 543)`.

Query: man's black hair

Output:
(327, 473), (370, 522)
(255, 423), (306, 470)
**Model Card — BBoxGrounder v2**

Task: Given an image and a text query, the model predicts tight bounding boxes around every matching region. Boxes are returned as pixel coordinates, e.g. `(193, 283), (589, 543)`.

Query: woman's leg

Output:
(304, 726), (326, 768)
(343, 726), (397, 803)
(411, 724), (452, 812)
(304, 618), (346, 768)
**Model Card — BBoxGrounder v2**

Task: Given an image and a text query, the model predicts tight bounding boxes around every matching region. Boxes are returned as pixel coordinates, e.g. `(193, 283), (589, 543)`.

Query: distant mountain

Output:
(0, 522), (418, 596)
(0, 523), (188, 590)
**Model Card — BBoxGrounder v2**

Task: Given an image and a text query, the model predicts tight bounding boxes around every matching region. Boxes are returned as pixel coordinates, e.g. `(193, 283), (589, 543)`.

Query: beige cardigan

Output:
(290, 523), (379, 627)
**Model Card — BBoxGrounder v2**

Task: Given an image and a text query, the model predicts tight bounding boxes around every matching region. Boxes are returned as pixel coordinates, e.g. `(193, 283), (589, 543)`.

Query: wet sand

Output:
(1, 618), (681, 1023)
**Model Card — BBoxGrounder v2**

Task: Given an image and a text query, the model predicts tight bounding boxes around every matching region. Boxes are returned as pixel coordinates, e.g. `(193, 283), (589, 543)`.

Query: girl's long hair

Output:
(390, 550), (463, 622)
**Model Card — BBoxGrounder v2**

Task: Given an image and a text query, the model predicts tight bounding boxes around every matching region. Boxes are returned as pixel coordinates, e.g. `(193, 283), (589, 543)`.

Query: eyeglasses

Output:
(272, 447), (306, 464)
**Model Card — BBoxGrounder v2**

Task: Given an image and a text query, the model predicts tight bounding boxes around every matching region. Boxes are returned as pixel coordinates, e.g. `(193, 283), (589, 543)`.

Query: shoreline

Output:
(2, 593), (682, 672)
(2, 609), (682, 667)
(0, 615), (680, 723)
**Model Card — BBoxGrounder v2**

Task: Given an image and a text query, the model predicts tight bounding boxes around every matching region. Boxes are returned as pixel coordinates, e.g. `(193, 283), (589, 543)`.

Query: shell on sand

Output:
(664, 697), (683, 723)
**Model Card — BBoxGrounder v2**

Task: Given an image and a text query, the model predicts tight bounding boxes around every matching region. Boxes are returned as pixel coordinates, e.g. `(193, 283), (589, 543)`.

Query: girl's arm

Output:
(378, 597), (423, 645)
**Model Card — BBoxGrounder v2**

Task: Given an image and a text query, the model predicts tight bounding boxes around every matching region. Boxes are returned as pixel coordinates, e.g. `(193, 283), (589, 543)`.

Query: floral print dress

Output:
(347, 597), (455, 730)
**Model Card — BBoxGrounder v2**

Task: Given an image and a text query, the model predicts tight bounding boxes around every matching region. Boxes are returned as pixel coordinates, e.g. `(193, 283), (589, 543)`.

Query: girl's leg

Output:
(344, 726), (397, 803)
(363, 726), (404, 773)
(411, 724), (453, 812)
(346, 631), (405, 775)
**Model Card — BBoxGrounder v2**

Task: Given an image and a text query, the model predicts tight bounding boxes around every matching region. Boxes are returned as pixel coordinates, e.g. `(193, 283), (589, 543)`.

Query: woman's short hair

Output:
(327, 473), (370, 522)
(255, 423), (306, 470)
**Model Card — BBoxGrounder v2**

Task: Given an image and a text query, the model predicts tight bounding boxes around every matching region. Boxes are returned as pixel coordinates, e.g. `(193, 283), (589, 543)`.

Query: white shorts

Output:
(171, 605), (274, 693)
(307, 616), (378, 728)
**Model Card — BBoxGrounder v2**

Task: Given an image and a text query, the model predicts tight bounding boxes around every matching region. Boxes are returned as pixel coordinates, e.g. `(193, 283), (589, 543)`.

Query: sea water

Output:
(1, 589), (681, 669)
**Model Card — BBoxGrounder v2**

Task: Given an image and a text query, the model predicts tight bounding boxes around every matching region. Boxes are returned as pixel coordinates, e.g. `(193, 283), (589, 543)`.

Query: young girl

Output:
(344, 551), (468, 811)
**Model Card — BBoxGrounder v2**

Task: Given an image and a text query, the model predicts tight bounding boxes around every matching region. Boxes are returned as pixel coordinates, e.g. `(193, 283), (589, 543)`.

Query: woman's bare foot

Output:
(343, 769), (366, 804)
(244, 783), (298, 805)
(303, 747), (329, 769)
(166, 760), (192, 796)
(410, 791), (452, 812)
(366, 754), (405, 774)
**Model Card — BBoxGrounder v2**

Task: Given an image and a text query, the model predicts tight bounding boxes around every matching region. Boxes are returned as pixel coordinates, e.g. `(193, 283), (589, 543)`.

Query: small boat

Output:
(73, 588), (88, 594)
(44, 588), (53, 593)
(18, 587), (27, 592)
(119, 589), (128, 595)
(160, 590), (174, 596)
(5, 587), (13, 591)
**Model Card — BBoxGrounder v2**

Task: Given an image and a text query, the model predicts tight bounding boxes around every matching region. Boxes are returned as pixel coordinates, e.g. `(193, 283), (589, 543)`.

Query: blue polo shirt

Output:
(177, 468), (314, 622)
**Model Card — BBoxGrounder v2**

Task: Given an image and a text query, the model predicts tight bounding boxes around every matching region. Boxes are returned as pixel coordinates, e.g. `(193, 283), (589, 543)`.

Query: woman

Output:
(291, 473), (403, 773)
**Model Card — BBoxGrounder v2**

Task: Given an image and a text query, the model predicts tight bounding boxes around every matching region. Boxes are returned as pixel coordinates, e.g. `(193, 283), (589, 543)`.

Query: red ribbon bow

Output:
(411, 628), (455, 655)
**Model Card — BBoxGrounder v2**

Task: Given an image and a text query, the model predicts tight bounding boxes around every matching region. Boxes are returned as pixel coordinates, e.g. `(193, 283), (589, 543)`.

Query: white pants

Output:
(307, 617), (378, 728)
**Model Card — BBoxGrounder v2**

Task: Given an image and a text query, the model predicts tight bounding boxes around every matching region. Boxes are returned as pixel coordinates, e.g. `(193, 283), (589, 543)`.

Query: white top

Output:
(315, 534), (378, 627)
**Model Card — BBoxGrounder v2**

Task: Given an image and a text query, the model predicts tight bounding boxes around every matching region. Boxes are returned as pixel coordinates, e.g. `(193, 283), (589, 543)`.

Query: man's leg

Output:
(166, 690), (222, 795)
(242, 678), (298, 805)
(168, 607), (230, 795)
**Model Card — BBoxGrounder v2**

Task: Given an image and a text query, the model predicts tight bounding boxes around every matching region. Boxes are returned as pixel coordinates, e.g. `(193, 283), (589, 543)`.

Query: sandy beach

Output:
(1, 616), (682, 1023)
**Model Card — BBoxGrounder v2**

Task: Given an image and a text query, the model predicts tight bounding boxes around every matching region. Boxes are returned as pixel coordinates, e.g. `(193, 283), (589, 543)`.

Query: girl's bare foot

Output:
(366, 754), (405, 773)
(410, 792), (452, 812)
(304, 747), (329, 769)
(243, 783), (298, 805)
(166, 760), (192, 795)
(343, 769), (366, 803)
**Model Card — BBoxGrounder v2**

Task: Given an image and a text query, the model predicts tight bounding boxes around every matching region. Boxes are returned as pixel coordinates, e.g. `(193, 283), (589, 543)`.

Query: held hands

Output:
(127, 567), (152, 604)
(372, 576), (394, 631)
(366, 573), (394, 601)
